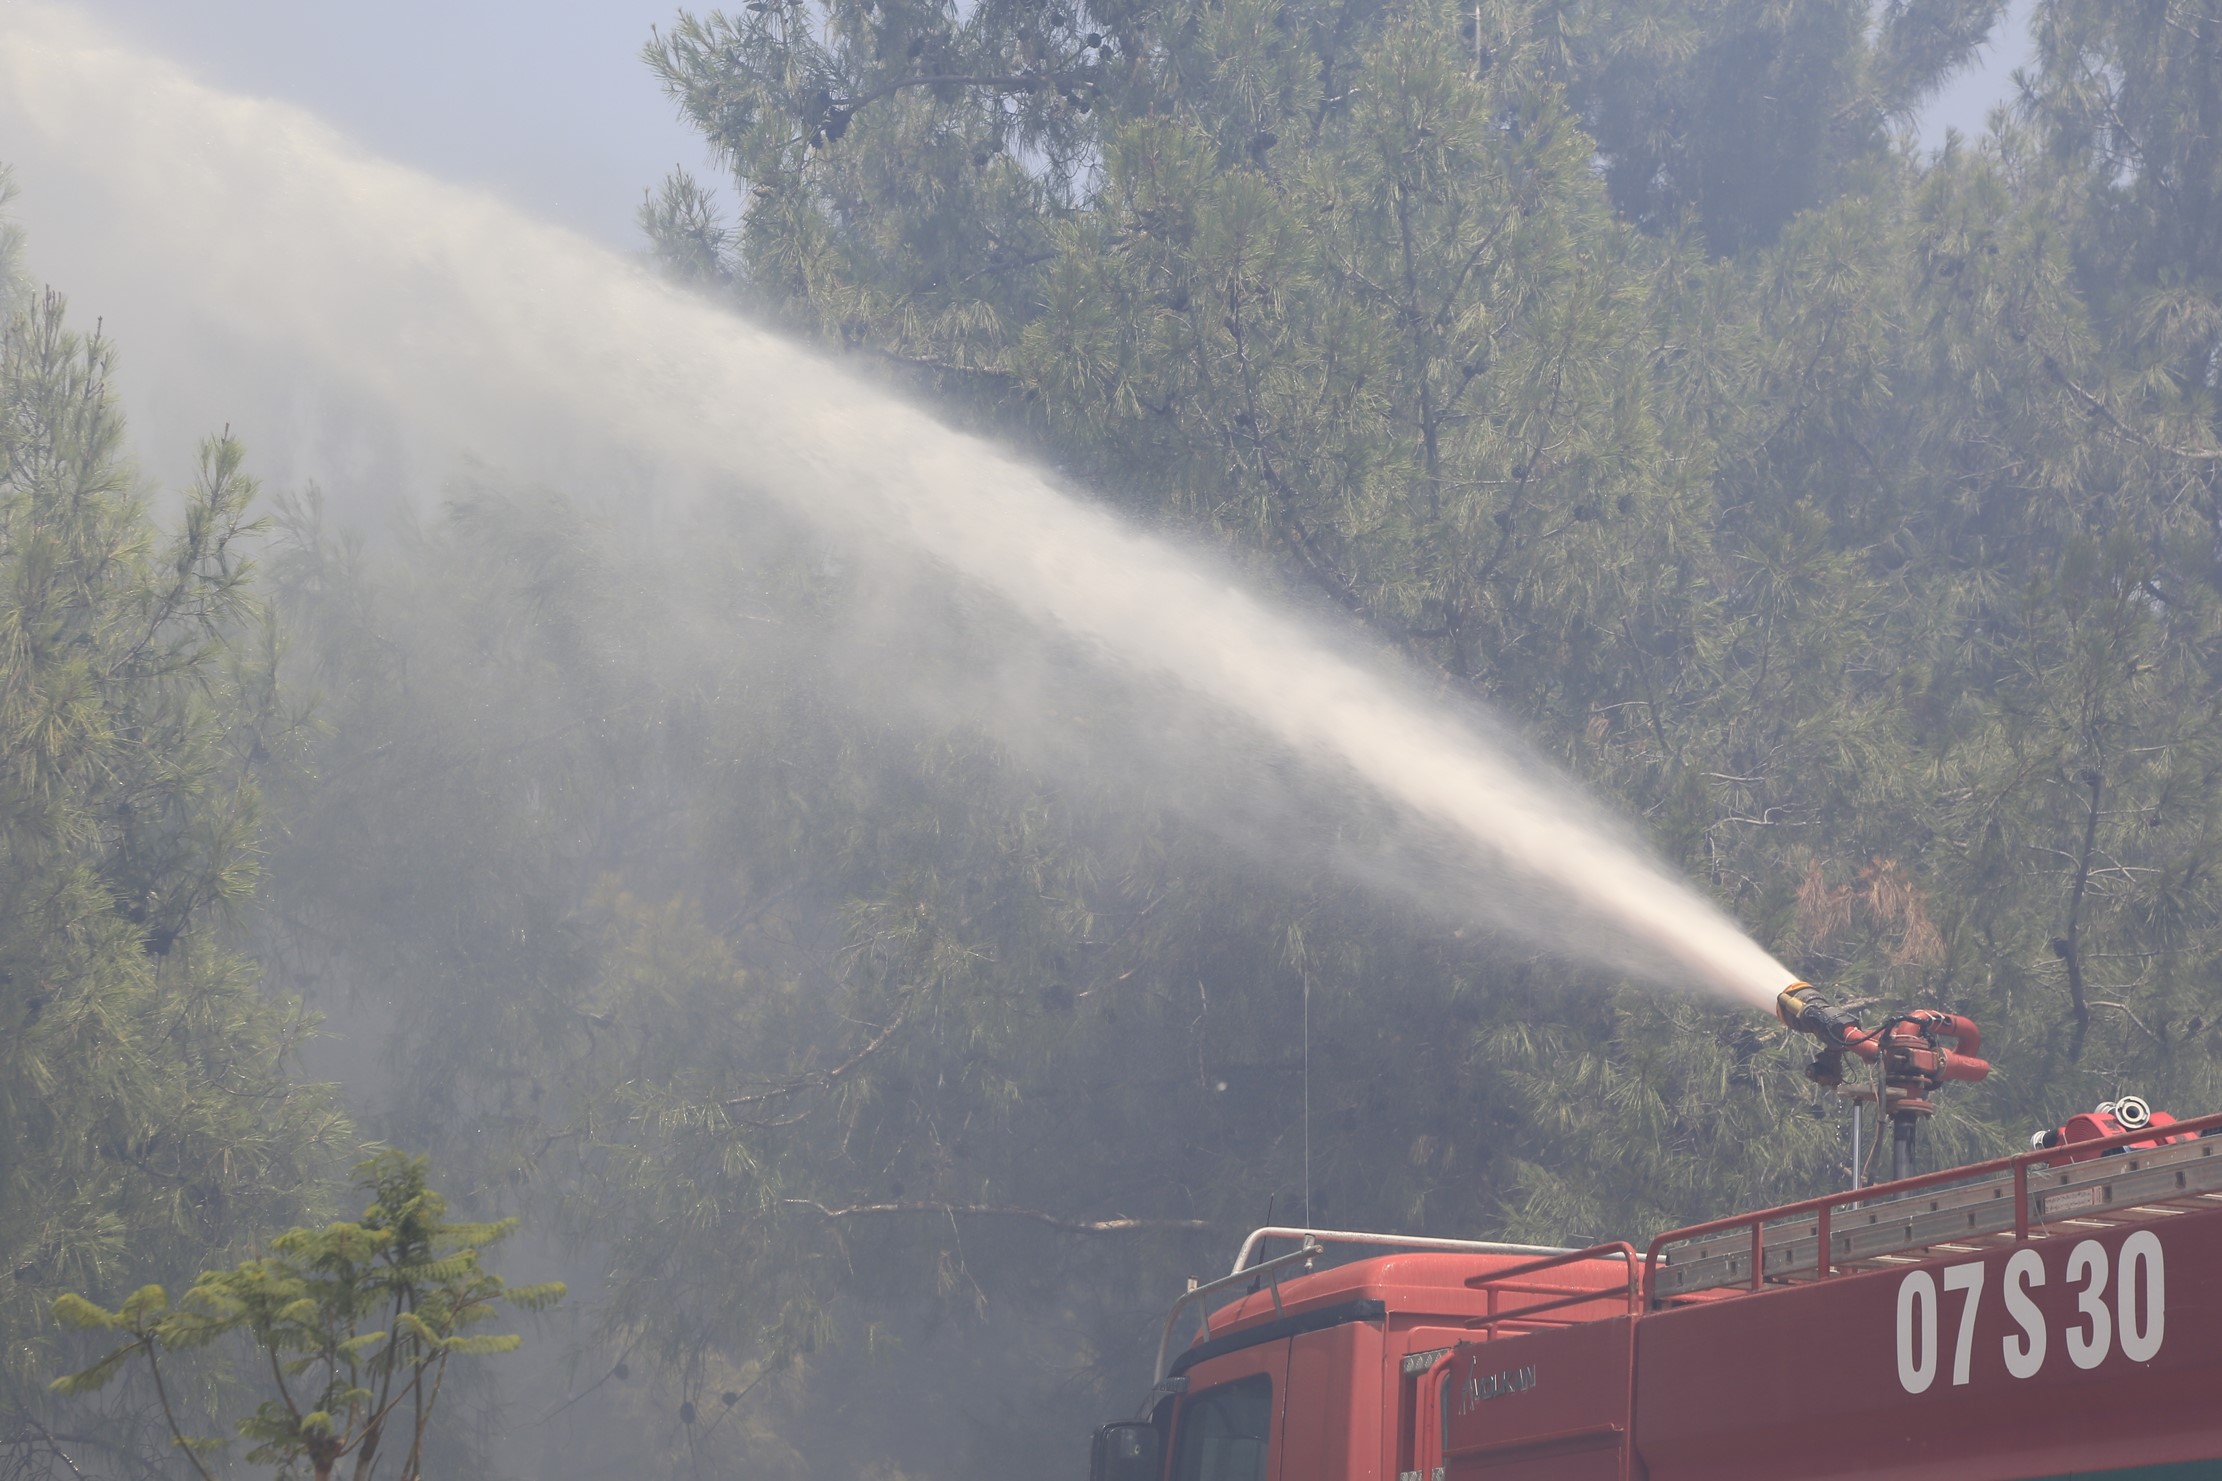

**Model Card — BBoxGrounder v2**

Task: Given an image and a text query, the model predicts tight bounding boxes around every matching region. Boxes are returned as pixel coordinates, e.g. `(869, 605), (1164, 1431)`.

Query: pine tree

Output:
(0, 210), (348, 1475)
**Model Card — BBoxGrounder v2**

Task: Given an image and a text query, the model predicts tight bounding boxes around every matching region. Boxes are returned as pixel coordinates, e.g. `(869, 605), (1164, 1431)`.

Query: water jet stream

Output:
(0, 6), (1798, 1011)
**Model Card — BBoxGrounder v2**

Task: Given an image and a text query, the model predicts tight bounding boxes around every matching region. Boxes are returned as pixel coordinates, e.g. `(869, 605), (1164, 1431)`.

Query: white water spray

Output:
(0, 7), (1799, 1011)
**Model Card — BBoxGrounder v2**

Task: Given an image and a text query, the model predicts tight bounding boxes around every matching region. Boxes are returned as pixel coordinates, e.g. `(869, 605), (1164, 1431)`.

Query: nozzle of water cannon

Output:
(1775, 981), (1864, 1048)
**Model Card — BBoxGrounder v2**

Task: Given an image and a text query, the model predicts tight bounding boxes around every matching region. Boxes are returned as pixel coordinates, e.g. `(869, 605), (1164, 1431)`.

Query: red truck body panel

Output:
(1632, 1213), (2222, 1478)
(1156, 1114), (2222, 1481)
(1442, 1317), (1634, 1481)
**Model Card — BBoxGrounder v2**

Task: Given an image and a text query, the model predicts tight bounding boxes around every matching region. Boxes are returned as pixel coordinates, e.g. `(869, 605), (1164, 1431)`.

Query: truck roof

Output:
(1176, 1246), (1639, 1376)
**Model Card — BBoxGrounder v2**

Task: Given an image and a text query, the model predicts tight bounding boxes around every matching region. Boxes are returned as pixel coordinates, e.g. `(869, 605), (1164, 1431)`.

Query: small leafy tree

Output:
(49, 1153), (563, 1481)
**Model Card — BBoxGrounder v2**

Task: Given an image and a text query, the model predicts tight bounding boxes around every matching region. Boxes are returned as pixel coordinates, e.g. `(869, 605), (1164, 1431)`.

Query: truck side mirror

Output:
(1090, 1422), (1162, 1481)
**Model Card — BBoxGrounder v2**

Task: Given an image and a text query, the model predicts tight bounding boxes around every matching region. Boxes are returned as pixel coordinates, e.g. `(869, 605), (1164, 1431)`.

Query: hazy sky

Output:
(66, 0), (715, 249)
(62, 0), (2035, 253)
(1917, 0), (2037, 151)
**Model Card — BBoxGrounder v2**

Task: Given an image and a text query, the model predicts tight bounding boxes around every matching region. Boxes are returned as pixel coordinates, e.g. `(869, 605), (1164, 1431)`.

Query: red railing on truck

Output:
(1644, 1108), (2222, 1304)
(1462, 1242), (1641, 1334)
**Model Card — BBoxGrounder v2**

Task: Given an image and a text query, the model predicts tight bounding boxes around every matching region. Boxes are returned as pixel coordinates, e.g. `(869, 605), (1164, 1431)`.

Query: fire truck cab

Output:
(1093, 1110), (2222, 1481)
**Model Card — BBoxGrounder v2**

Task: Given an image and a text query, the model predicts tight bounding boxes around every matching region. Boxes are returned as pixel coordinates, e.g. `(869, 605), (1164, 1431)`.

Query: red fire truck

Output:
(1090, 986), (2222, 1481)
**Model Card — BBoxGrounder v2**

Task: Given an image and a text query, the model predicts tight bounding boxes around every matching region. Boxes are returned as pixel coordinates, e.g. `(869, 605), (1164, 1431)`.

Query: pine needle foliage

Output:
(0, 231), (348, 1474)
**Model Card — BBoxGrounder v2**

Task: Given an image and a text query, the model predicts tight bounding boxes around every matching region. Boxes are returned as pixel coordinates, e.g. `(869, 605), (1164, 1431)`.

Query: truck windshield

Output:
(1169, 1376), (1272, 1481)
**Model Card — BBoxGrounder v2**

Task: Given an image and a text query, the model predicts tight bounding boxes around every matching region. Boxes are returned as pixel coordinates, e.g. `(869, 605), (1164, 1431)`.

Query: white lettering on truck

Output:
(1894, 1234), (2165, 1394)
(2001, 1247), (2045, 1379)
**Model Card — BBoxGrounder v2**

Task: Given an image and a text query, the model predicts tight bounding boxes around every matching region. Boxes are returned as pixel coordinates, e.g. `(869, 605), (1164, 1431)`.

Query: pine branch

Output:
(145, 1344), (220, 1481)
(2054, 769), (2104, 1060)
(870, 347), (1019, 382)
(721, 1001), (914, 1109)
(2036, 345), (2222, 462)
(834, 70), (1091, 112)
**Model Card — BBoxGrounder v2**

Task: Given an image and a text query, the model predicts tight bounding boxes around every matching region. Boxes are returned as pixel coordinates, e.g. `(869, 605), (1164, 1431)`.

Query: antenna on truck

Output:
(1301, 970), (1311, 1227)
